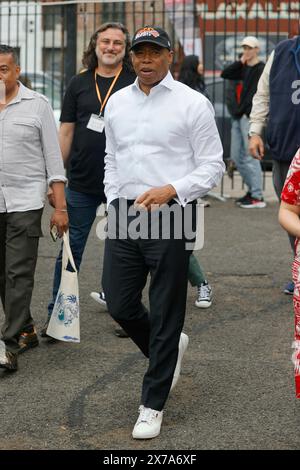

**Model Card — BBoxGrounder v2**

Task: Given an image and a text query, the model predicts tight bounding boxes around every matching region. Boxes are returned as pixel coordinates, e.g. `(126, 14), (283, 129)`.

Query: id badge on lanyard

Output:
(87, 67), (122, 133)
(87, 114), (105, 133)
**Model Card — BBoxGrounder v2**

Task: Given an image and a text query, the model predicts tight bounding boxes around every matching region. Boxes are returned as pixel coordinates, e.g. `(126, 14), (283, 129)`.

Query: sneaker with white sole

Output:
(235, 192), (251, 206)
(170, 332), (189, 391)
(240, 197), (266, 208)
(195, 281), (212, 308)
(132, 405), (163, 439)
(90, 291), (107, 309)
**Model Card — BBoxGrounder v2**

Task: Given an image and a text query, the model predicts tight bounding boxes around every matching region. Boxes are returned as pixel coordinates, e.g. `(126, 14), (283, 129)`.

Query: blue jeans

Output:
(230, 116), (263, 199)
(47, 188), (105, 316)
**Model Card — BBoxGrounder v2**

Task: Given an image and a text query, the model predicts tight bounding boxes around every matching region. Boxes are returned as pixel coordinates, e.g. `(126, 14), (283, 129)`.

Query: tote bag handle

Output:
(62, 231), (77, 273)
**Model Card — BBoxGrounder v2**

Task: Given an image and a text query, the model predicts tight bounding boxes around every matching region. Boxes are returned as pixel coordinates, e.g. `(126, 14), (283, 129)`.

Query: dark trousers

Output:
(102, 199), (195, 411)
(0, 209), (43, 353)
(272, 160), (295, 253)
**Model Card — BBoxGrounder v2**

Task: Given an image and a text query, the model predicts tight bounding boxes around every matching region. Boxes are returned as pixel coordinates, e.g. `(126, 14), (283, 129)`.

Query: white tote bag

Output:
(47, 231), (80, 343)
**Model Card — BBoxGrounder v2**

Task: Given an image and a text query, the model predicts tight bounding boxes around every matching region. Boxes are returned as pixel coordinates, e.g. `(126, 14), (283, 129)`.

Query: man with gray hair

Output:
(43, 23), (135, 339)
(0, 45), (68, 372)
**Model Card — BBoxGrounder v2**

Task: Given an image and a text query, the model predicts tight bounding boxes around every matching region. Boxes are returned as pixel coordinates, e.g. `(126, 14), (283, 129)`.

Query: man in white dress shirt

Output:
(102, 27), (224, 439)
(0, 45), (68, 372)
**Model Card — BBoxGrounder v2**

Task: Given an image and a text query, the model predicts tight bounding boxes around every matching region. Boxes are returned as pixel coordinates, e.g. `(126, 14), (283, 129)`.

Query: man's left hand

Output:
(50, 210), (69, 237)
(134, 184), (177, 211)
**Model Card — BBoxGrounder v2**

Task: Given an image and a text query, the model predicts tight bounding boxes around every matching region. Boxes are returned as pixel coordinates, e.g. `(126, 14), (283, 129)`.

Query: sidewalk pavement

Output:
(0, 183), (299, 450)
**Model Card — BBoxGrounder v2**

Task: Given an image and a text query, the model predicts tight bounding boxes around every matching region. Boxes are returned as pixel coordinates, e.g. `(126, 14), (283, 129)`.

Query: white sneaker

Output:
(90, 291), (107, 309)
(195, 281), (212, 308)
(170, 332), (189, 391)
(132, 405), (163, 439)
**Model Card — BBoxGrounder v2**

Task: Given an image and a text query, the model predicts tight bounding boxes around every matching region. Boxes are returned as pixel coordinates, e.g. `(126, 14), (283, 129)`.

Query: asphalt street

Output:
(0, 197), (299, 450)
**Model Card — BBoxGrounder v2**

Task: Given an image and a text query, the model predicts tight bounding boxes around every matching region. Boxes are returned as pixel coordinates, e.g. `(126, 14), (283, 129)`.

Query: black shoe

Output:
(0, 351), (18, 371)
(114, 327), (129, 338)
(18, 326), (39, 354)
(235, 192), (251, 205)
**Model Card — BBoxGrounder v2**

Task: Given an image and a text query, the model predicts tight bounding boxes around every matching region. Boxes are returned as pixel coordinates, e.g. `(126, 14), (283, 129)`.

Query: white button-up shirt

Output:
(104, 71), (224, 207)
(0, 82), (67, 213)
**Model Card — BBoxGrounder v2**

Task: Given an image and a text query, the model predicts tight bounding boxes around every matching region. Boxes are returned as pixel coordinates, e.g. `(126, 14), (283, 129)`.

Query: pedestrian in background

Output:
(0, 45), (68, 372)
(221, 36), (265, 208)
(42, 23), (135, 339)
(249, 33), (300, 295)
(103, 26), (224, 439)
(178, 54), (210, 99)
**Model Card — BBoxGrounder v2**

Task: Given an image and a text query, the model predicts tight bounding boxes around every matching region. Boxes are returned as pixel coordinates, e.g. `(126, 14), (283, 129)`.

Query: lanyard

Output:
(95, 67), (122, 116)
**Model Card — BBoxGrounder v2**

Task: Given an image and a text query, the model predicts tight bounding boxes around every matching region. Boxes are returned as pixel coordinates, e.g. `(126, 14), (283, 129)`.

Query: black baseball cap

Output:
(130, 26), (171, 51)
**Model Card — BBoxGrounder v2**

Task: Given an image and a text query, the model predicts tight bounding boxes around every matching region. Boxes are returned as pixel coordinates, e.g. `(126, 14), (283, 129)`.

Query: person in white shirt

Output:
(0, 45), (68, 372)
(102, 26), (224, 439)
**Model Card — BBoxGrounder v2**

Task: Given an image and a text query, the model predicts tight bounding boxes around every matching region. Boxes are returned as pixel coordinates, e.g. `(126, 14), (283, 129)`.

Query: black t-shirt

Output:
(220, 60), (265, 117)
(60, 67), (136, 197)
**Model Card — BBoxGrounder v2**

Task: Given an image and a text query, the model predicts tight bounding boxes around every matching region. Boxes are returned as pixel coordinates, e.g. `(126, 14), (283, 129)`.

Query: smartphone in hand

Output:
(50, 225), (58, 242)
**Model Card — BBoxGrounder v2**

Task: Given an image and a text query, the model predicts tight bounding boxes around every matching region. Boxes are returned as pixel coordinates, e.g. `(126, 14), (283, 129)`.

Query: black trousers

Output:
(102, 199), (196, 411)
(0, 209), (43, 353)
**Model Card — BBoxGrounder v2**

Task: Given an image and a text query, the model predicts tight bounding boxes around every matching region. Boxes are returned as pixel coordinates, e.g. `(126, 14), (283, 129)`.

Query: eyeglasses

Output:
(98, 39), (125, 48)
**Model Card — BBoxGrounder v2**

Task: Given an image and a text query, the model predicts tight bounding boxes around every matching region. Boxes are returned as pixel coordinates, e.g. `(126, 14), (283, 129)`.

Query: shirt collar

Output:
(9, 81), (36, 105)
(133, 70), (175, 93)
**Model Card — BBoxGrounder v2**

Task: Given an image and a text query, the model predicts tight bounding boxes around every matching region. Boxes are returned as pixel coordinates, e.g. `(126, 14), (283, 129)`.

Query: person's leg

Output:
(273, 160), (295, 252)
(103, 236), (150, 356)
(189, 253), (213, 308)
(231, 118), (253, 191)
(135, 202), (196, 412)
(239, 115), (264, 200)
(141, 236), (191, 411)
(230, 118), (241, 167)
(0, 214), (6, 309)
(188, 253), (206, 286)
(272, 159), (292, 199)
(1, 209), (43, 353)
(47, 188), (102, 316)
(102, 199), (150, 355)
(104, 200), (194, 413)
(231, 118), (250, 187)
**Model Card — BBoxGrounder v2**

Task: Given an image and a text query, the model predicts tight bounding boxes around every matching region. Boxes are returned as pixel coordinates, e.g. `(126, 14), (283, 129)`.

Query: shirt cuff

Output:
(248, 122), (264, 136)
(48, 175), (68, 185)
(170, 180), (190, 207)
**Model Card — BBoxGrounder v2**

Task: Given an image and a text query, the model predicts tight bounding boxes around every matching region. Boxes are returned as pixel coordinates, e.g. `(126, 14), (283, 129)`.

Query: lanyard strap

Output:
(95, 67), (122, 116)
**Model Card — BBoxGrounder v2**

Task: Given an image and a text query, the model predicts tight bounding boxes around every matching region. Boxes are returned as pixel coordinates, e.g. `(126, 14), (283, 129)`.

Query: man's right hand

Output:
(249, 135), (265, 160)
(240, 54), (247, 64)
